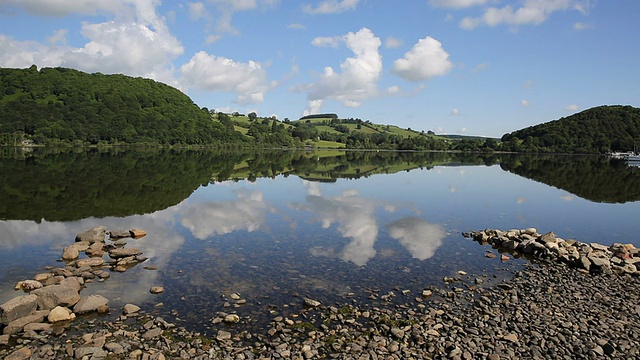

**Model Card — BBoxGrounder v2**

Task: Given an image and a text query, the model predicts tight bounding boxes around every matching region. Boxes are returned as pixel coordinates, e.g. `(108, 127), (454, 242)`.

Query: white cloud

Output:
(0, 0), (183, 87)
(311, 36), (341, 48)
(573, 22), (592, 30)
(47, 29), (68, 45)
(429, 0), (488, 9)
(392, 36), (453, 81)
(205, 34), (222, 44)
(63, 21), (183, 77)
(385, 36), (402, 49)
(386, 85), (400, 95)
(303, 0), (360, 14)
(460, 0), (591, 30)
(472, 62), (489, 72)
(521, 99), (530, 106)
(450, 108), (460, 116)
(287, 23), (306, 29)
(180, 51), (269, 105)
(565, 104), (579, 111)
(303, 27), (382, 112)
(188, 2), (207, 20)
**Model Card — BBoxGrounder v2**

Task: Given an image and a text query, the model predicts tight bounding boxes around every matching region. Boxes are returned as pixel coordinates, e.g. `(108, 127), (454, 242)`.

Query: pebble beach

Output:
(1, 227), (639, 359)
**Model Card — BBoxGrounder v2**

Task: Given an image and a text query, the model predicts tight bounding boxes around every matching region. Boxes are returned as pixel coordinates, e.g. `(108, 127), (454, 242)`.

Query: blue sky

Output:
(0, 0), (638, 137)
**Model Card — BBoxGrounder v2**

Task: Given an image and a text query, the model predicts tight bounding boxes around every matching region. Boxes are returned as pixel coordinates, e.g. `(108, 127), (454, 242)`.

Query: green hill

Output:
(0, 66), (247, 146)
(501, 105), (640, 154)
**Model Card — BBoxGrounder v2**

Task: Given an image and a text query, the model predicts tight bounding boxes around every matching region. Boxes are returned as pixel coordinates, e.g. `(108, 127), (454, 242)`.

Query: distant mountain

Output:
(0, 66), (247, 146)
(501, 105), (640, 154)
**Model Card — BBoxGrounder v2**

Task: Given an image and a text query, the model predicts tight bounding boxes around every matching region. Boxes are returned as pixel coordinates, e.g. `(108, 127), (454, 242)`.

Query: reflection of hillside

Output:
(500, 154), (640, 203)
(0, 149), (235, 221)
(0, 148), (503, 221)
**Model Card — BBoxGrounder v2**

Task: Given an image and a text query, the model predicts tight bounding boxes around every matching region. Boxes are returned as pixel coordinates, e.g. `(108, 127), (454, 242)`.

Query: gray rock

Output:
(75, 257), (104, 268)
(109, 229), (131, 239)
(31, 285), (80, 310)
(123, 304), (140, 315)
(105, 342), (125, 354)
(304, 298), (321, 307)
(74, 346), (107, 359)
(3, 311), (47, 335)
(59, 276), (83, 293)
(108, 247), (142, 259)
(143, 327), (163, 339)
(73, 295), (109, 314)
(4, 346), (32, 360)
(217, 330), (232, 341)
(0, 294), (38, 324)
(75, 226), (107, 244)
(62, 245), (80, 261)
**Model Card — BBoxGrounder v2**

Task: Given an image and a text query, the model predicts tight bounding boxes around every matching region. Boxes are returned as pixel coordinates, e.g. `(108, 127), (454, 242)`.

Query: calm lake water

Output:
(1, 149), (639, 333)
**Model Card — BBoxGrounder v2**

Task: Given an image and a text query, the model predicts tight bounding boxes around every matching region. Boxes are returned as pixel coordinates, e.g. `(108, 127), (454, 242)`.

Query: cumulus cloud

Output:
(63, 21), (183, 77)
(565, 104), (579, 111)
(429, 0), (488, 9)
(392, 36), (453, 81)
(521, 99), (530, 106)
(302, 27), (382, 113)
(303, 0), (360, 14)
(387, 217), (445, 260)
(460, 0), (591, 30)
(0, 0), (183, 87)
(180, 51), (269, 105)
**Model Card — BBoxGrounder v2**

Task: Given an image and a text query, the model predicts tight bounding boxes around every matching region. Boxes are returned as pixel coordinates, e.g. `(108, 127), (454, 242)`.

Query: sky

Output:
(0, 0), (639, 137)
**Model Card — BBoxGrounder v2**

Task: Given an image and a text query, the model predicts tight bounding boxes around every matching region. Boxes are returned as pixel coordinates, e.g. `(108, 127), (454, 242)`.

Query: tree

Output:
(248, 112), (257, 121)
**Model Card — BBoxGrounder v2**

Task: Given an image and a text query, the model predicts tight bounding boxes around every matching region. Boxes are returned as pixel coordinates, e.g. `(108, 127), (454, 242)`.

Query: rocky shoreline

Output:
(1, 227), (639, 359)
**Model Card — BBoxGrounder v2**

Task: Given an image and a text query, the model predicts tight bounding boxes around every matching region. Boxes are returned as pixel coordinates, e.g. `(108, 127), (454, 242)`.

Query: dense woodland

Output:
(501, 105), (640, 153)
(0, 66), (247, 146)
(1, 66), (639, 153)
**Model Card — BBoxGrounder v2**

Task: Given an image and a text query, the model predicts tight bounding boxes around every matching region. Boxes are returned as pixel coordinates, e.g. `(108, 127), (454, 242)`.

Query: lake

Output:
(1, 148), (639, 334)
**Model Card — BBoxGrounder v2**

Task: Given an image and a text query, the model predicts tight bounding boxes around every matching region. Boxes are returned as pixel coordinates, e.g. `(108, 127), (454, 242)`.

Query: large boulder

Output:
(73, 295), (109, 314)
(75, 226), (107, 244)
(0, 294), (38, 324)
(31, 285), (80, 310)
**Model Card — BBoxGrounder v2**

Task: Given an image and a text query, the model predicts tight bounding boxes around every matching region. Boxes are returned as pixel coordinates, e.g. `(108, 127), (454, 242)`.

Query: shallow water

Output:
(1, 149), (639, 334)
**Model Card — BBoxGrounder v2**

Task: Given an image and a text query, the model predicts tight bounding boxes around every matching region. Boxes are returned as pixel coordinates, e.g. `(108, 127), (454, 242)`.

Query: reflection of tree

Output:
(500, 154), (640, 203)
(0, 148), (503, 222)
(180, 189), (268, 240)
(387, 217), (445, 260)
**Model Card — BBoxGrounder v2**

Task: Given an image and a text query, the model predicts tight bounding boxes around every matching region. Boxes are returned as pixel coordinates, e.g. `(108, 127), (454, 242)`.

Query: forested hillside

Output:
(0, 66), (247, 146)
(501, 105), (640, 153)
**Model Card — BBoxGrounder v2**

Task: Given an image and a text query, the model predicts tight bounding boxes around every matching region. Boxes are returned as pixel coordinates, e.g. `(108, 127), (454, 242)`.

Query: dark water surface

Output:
(1, 149), (639, 334)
